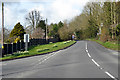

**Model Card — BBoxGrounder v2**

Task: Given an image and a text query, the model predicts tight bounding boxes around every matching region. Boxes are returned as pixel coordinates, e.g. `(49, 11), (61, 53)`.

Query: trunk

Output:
(114, 2), (116, 25)
(111, 2), (114, 40)
(111, 2), (113, 24)
(112, 27), (114, 39)
(114, 2), (116, 39)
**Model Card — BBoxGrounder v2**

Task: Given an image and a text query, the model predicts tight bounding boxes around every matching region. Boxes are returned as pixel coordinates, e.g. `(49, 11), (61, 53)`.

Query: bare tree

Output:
(4, 28), (11, 42)
(25, 10), (42, 30)
(31, 27), (45, 39)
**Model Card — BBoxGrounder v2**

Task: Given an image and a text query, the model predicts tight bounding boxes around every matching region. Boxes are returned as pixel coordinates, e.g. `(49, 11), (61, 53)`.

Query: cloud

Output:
(49, 0), (83, 23)
(4, 3), (22, 29)
(0, 4), (2, 29)
(1, 0), (89, 29)
(31, 0), (89, 24)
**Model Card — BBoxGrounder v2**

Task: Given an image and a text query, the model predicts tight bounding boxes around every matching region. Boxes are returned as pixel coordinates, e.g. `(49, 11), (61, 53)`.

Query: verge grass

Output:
(87, 38), (119, 51)
(0, 40), (76, 61)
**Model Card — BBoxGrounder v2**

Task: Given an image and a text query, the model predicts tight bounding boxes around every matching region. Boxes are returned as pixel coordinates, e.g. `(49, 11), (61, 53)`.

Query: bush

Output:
(116, 24), (120, 37)
(37, 48), (50, 52)
(53, 44), (58, 48)
(14, 37), (20, 43)
(6, 36), (17, 43)
(75, 30), (84, 40)
(13, 53), (21, 57)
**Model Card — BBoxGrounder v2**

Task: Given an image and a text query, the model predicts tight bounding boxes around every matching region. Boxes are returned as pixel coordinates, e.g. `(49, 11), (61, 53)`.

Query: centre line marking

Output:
(105, 71), (116, 79)
(38, 52), (55, 62)
(86, 42), (87, 50)
(34, 51), (60, 67)
(86, 49), (88, 53)
(38, 56), (48, 61)
(87, 53), (91, 58)
(100, 67), (103, 70)
(91, 59), (100, 67)
(86, 41), (116, 80)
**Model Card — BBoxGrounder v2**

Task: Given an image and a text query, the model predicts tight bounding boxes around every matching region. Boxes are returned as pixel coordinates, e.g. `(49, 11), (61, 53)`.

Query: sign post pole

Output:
(25, 42), (28, 51)
(24, 34), (29, 51)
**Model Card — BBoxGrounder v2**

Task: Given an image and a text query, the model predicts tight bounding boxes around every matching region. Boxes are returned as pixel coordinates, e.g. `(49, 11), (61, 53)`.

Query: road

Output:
(0, 41), (119, 79)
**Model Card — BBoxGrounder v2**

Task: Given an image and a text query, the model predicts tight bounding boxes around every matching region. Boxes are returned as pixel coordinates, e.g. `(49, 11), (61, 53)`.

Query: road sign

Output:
(24, 34), (29, 42)
(101, 23), (103, 27)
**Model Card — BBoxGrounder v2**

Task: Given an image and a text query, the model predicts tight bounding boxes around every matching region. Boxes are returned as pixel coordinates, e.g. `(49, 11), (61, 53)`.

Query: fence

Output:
(0, 48), (2, 57)
(2, 38), (59, 57)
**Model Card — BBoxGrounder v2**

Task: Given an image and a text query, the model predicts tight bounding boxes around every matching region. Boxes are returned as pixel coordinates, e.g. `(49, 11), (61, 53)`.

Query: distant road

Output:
(1, 41), (119, 79)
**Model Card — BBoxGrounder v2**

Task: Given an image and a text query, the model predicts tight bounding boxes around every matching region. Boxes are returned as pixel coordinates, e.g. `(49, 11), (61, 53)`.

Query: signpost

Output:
(24, 34), (29, 51)
(97, 23), (103, 35)
(100, 23), (103, 34)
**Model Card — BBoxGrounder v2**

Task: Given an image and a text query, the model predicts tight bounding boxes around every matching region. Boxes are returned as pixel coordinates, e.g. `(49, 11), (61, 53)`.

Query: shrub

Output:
(116, 24), (120, 37)
(37, 48), (50, 52)
(14, 37), (20, 43)
(53, 44), (58, 48)
(13, 53), (20, 57)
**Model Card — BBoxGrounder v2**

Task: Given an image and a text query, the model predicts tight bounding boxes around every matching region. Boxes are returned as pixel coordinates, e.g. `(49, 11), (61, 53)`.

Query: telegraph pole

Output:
(46, 18), (48, 43)
(2, 2), (4, 49)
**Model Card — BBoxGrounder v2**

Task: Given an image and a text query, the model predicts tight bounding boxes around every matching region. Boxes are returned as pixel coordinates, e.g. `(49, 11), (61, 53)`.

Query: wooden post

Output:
(46, 18), (48, 43)
(2, 3), (4, 49)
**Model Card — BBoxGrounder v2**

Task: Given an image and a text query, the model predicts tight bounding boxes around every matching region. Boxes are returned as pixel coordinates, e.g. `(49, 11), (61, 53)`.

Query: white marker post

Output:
(24, 34), (29, 51)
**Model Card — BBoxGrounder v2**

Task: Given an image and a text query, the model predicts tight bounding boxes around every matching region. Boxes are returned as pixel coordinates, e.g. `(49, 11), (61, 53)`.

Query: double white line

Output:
(33, 51), (60, 67)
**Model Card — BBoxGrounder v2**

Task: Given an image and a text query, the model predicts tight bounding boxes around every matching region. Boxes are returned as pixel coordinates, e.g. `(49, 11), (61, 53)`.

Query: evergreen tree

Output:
(58, 21), (64, 28)
(10, 22), (26, 40)
(48, 21), (64, 38)
(36, 20), (46, 31)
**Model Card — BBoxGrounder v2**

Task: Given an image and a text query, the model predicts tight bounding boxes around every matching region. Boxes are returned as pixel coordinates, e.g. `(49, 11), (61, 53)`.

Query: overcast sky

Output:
(0, 0), (90, 29)
(0, 0), (120, 30)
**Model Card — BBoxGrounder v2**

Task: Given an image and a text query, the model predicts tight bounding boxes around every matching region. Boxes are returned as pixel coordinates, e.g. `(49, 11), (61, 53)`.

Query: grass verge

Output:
(87, 38), (120, 51)
(0, 40), (76, 61)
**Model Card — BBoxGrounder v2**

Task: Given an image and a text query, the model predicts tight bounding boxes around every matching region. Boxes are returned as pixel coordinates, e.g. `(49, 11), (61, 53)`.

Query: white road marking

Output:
(34, 51), (61, 67)
(87, 53), (91, 58)
(105, 71), (116, 79)
(38, 56), (48, 61)
(86, 49), (88, 53)
(86, 42), (91, 58)
(33, 50), (61, 66)
(86, 42), (87, 50)
(38, 53), (53, 61)
(91, 59), (100, 67)
(100, 67), (103, 70)
(86, 42), (116, 79)
(38, 55), (51, 64)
